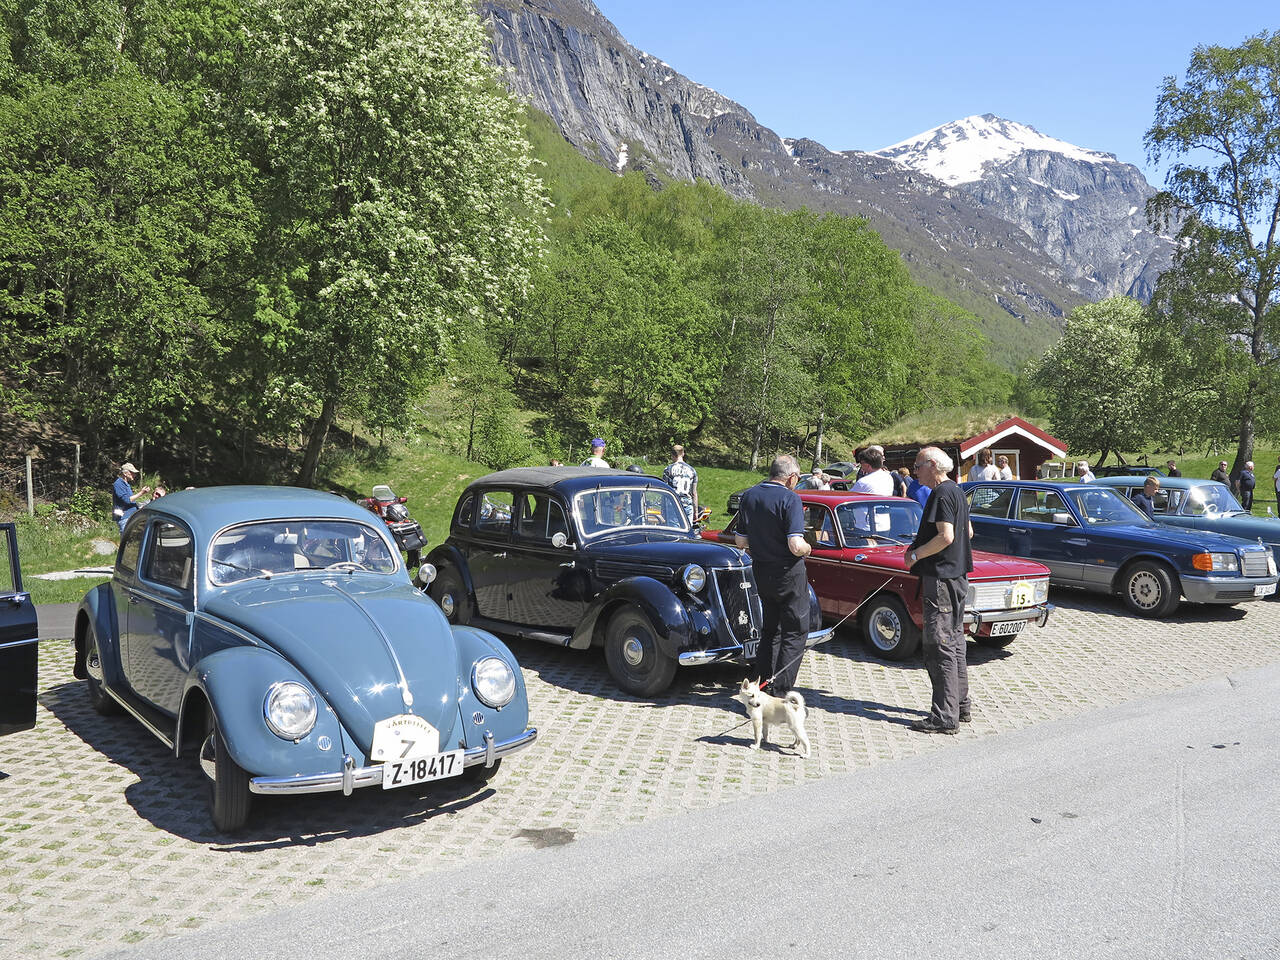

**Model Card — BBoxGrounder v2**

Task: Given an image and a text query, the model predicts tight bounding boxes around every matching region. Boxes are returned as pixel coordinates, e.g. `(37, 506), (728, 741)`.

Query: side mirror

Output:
(1051, 512), (1074, 525)
(551, 532), (571, 549)
(415, 563), (437, 587)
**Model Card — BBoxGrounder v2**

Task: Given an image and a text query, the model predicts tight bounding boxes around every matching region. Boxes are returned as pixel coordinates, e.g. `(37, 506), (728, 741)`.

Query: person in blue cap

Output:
(582, 438), (610, 468)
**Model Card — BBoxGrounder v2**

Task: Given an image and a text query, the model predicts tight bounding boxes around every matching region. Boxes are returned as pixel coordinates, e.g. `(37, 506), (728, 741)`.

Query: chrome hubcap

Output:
(439, 591), (456, 617)
(198, 732), (217, 781)
(869, 608), (901, 650)
(1130, 572), (1160, 609)
(86, 642), (103, 682)
(622, 635), (646, 666)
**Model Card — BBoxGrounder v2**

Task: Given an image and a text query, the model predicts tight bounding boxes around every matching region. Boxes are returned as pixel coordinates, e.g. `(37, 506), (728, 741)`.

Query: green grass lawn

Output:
(16, 433), (1278, 609)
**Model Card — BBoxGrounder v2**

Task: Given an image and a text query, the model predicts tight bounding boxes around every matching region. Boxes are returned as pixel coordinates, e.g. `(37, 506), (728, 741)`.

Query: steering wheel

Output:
(324, 561), (367, 572)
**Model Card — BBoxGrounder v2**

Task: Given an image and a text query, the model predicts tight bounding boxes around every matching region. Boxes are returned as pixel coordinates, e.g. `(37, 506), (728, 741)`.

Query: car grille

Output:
(712, 567), (761, 644)
(594, 560), (675, 582)
(1242, 552), (1271, 578)
(969, 579), (1046, 611)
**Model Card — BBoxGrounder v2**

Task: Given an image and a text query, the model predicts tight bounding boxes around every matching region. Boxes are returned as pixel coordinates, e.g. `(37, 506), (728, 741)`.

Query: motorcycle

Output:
(359, 484), (427, 571)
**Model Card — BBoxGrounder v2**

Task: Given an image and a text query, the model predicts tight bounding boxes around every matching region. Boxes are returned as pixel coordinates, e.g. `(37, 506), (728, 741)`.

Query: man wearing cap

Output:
(112, 462), (150, 532)
(582, 438), (610, 468)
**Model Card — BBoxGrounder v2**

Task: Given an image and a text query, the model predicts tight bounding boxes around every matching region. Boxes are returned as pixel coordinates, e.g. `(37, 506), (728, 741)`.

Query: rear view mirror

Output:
(1051, 512), (1074, 525)
(551, 532), (570, 549)
(415, 563), (437, 586)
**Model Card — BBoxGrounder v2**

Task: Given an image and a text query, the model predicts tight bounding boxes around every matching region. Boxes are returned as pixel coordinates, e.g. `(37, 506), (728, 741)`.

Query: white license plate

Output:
(1256, 583), (1277, 597)
(989, 620), (1027, 637)
(742, 640), (759, 660)
(382, 750), (465, 790)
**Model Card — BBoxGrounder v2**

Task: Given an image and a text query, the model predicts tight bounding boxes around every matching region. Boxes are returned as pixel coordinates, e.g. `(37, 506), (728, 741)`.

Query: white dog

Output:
(732, 678), (809, 758)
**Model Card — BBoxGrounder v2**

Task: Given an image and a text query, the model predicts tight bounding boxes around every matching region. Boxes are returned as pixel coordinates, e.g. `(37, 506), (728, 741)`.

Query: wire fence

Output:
(2, 443), (97, 514)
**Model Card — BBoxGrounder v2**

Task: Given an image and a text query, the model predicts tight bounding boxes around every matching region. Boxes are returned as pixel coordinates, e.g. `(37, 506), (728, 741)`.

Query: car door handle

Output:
(559, 561), (576, 569)
(1064, 538), (1088, 546)
(7, 592), (29, 606)
(1009, 527), (1028, 534)
(493, 552), (507, 559)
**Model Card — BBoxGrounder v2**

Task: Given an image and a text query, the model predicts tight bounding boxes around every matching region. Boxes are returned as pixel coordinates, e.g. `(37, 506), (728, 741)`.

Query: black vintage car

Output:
(428, 468), (825, 695)
(1, 522), (38, 736)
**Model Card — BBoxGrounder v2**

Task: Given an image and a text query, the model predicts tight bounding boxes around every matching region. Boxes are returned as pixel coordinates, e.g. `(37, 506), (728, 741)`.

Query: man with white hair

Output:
(906, 446), (974, 734)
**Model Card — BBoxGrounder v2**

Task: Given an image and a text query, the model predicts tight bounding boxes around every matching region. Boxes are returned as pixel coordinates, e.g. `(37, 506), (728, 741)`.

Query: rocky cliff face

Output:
(482, 0), (1181, 355)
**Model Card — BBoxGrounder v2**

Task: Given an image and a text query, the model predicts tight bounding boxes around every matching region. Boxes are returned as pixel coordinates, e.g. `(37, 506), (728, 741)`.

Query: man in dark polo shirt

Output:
(735, 454), (812, 695)
(906, 446), (974, 733)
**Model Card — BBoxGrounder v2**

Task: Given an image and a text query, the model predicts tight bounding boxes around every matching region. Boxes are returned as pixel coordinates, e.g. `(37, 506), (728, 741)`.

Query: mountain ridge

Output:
(480, 0), (1173, 363)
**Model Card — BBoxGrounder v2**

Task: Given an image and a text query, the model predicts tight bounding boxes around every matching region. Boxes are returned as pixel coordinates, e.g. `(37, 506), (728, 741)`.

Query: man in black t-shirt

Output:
(735, 454), (812, 696)
(906, 446), (974, 733)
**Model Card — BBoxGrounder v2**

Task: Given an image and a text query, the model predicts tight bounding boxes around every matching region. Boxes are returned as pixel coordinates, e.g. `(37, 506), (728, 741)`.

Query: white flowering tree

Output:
(1029, 297), (1159, 465)
(240, 0), (547, 485)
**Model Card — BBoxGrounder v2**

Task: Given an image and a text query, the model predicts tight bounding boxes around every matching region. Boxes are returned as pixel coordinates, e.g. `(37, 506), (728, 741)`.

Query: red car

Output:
(704, 491), (1053, 659)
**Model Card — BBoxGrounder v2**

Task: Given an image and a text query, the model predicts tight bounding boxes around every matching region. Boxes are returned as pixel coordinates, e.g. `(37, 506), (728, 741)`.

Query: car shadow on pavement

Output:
(39, 681), (504, 847)
(1046, 588), (1252, 623)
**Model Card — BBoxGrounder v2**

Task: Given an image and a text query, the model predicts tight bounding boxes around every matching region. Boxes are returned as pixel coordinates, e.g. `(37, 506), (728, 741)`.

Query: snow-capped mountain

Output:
(875, 115), (1176, 300)
(876, 115), (1116, 186)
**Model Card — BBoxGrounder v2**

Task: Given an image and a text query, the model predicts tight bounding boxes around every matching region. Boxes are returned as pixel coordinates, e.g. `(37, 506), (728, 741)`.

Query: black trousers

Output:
(921, 574), (970, 726)
(753, 560), (810, 695)
(1242, 487), (1254, 510)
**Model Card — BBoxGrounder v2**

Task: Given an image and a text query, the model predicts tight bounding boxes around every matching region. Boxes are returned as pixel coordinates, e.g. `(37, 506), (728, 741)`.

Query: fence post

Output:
(25, 455), (34, 516)
(74, 443), (81, 494)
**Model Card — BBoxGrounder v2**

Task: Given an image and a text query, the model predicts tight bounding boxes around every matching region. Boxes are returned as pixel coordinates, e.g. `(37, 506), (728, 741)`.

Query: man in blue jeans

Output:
(735, 454), (812, 696)
(906, 446), (974, 733)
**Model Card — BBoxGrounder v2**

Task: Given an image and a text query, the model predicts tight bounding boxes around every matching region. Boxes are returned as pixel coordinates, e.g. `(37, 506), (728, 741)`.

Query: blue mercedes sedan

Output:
(961, 480), (1277, 618)
(75, 487), (536, 832)
(1093, 476), (1280, 573)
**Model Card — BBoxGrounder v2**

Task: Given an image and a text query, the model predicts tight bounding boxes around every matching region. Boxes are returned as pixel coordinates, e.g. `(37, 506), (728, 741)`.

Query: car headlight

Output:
(1268, 553), (1278, 577)
(682, 564), (707, 593)
(1033, 579), (1049, 603)
(263, 681), (317, 740)
(472, 657), (516, 708)
(1191, 552), (1238, 573)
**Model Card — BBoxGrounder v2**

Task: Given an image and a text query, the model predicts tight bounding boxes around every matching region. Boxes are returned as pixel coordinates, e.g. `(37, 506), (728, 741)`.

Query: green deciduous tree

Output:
(1145, 31), (1280, 474)
(1029, 297), (1158, 465)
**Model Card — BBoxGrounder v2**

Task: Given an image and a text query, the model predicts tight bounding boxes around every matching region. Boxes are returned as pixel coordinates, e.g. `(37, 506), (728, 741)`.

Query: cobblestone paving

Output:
(3, 594), (1279, 957)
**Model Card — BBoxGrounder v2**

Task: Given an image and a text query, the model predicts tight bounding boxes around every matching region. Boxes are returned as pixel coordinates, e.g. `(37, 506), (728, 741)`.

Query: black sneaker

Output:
(959, 708), (971, 723)
(910, 716), (958, 735)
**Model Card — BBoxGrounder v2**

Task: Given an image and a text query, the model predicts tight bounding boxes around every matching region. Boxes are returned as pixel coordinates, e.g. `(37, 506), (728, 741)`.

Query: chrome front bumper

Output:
(965, 603), (1053, 632)
(249, 727), (538, 796)
(1181, 575), (1278, 604)
(678, 628), (830, 666)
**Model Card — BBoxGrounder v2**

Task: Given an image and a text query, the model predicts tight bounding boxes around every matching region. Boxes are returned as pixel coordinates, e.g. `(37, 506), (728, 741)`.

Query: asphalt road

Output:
(36, 601), (77, 639)
(105, 660), (1280, 960)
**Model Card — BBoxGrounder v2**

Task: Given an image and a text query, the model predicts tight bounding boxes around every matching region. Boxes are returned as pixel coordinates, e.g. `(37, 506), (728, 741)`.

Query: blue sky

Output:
(594, 1), (1277, 186)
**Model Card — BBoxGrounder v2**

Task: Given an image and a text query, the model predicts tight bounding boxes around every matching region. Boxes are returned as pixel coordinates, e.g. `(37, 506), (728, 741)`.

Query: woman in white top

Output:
(968, 449), (999, 482)
(996, 454), (1014, 480)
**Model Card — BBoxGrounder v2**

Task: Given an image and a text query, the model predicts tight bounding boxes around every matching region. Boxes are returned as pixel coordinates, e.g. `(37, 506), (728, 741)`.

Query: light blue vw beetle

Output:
(74, 486), (536, 832)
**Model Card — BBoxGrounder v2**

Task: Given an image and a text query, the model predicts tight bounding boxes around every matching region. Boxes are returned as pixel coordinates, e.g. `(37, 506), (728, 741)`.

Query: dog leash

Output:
(760, 576), (895, 690)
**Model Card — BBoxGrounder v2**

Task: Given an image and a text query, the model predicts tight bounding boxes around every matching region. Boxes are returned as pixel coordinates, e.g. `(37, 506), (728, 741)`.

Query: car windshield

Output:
(1065, 488), (1150, 525)
(209, 520), (398, 584)
(574, 486), (690, 537)
(835, 500), (922, 544)
(1182, 483), (1245, 516)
